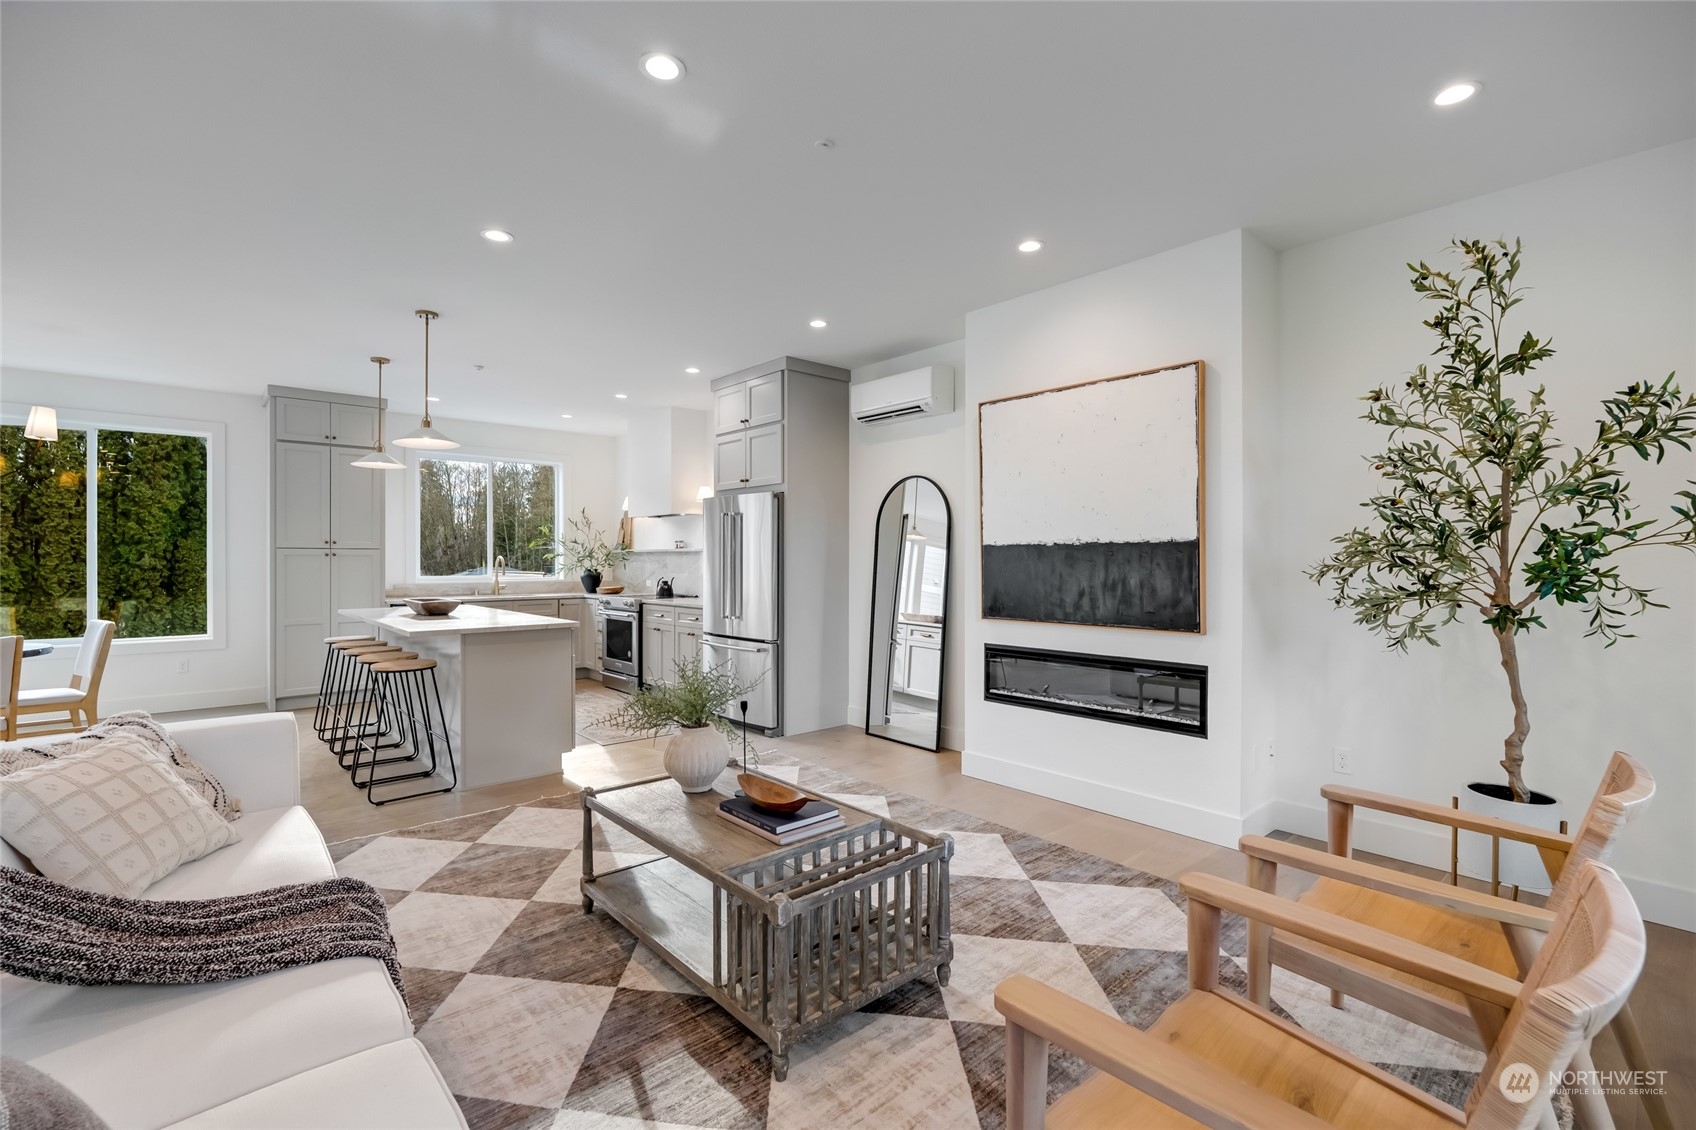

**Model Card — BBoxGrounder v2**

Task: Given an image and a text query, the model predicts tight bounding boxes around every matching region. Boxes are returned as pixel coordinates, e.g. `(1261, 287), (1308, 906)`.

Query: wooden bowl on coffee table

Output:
(737, 773), (808, 814)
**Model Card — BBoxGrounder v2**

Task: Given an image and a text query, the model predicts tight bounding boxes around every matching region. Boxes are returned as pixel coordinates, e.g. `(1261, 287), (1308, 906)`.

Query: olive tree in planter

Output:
(1311, 238), (1696, 810)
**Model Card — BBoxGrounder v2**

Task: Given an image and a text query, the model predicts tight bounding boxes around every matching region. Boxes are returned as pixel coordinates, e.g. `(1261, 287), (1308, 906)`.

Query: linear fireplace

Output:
(984, 644), (1207, 738)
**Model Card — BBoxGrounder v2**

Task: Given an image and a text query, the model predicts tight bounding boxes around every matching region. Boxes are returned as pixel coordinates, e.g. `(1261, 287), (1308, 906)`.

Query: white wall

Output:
(962, 230), (1270, 845)
(1, 368), (270, 712)
(1269, 141), (1696, 927)
(847, 341), (968, 750)
(383, 415), (621, 586)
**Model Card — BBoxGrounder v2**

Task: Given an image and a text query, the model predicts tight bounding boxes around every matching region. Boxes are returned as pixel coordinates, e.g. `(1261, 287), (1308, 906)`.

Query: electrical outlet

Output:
(1332, 745), (1353, 774)
(176, 658), (191, 675)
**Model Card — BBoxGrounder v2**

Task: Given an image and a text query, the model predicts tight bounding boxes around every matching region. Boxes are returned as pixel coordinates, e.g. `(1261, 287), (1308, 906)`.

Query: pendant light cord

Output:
(416, 309), (438, 427)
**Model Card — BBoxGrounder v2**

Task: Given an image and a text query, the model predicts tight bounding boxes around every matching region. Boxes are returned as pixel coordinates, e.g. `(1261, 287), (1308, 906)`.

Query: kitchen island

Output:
(339, 605), (577, 789)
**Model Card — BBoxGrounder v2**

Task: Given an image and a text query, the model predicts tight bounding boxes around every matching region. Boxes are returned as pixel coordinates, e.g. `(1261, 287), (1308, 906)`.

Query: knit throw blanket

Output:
(0, 870), (406, 1002)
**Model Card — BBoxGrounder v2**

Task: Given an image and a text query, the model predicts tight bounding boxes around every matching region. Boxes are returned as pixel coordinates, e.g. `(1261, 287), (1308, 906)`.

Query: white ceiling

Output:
(4, 2), (1692, 434)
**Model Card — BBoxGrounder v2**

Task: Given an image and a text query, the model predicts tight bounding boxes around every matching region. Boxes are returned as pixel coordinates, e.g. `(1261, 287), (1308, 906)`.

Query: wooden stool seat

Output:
(1294, 877), (1518, 1007)
(324, 635), (375, 646)
(371, 657), (438, 673)
(1045, 992), (1457, 1130)
(338, 640), (395, 653)
(356, 650), (416, 665)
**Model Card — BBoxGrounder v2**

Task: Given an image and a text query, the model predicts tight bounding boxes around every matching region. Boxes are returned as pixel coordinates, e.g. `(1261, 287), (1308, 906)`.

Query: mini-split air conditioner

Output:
(850, 365), (955, 425)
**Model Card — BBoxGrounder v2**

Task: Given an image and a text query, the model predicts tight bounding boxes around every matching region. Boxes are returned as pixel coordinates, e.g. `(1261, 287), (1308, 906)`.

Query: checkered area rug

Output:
(330, 754), (1485, 1130)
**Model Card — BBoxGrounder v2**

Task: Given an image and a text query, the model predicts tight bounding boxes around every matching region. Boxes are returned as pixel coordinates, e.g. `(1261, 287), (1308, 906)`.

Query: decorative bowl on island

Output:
(737, 773), (809, 814)
(404, 597), (461, 617)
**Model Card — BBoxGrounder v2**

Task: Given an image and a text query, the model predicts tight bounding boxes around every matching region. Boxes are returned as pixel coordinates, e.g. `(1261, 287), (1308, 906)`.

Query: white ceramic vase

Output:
(665, 725), (728, 793)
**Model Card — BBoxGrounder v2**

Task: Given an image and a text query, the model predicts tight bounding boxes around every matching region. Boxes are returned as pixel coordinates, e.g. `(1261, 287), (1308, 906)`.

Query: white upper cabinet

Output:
(275, 443), (331, 548)
(330, 403), (379, 449)
(743, 423), (784, 488)
(713, 370), (784, 435)
(330, 455), (384, 548)
(275, 396), (379, 447)
(274, 397), (334, 444)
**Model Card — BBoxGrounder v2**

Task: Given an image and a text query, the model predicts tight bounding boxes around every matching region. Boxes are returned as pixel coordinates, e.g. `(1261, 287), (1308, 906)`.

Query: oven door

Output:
(601, 612), (638, 675)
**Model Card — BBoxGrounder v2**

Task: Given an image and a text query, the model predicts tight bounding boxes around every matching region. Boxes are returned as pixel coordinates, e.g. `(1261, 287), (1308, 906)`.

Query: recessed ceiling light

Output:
(808, 319), (828, 329)
(426, 396), (441, 402)
(480, 229), (514, 243)
(1434, 82), (1479, 107)
(641, 53), (684, 81)
(560, 414), (573, 419)
(685, 366), (701, 374)
(1018, 239), (1044, 253)
(615, 393), (629, 399)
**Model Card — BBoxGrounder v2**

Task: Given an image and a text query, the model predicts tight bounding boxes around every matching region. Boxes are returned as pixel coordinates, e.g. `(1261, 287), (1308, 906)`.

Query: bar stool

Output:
(352, 656), (457, 806)
(318, 640), (397, 746)
(314, 636), (375, 737)
(325, 644), (413, 764)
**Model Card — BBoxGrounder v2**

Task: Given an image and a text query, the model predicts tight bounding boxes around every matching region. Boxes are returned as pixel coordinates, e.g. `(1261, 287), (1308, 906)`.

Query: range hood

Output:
(621, 406), (710, 516)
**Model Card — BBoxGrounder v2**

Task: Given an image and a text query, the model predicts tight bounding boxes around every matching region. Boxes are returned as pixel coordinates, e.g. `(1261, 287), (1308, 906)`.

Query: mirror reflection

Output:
(866, 476), (951, 751)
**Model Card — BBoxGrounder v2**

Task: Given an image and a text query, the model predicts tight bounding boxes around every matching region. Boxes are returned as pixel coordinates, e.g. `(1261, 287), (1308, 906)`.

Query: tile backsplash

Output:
(616, 550), (703, 597)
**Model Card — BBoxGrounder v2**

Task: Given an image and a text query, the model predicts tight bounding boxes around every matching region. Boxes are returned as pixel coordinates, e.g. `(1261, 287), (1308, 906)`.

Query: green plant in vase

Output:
(530, 508), (630, 592)
(1310, 237), (1696, 804)
(597, 658), (763, 792)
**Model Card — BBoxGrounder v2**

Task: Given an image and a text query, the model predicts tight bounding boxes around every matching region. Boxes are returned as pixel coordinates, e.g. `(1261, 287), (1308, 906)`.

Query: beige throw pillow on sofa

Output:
(0, 733), (240, 897)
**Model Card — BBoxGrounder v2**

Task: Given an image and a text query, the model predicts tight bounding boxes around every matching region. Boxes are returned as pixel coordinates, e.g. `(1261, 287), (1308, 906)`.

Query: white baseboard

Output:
(1264, 797), (1695, 931)
(962, 749), (1244, 847)
(106, 686), (271, 717)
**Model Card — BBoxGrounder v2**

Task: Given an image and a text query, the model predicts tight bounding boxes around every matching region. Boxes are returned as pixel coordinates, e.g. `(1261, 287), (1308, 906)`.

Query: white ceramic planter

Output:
(1457, 782), (1563, 893)
(664, 725), (729, 793)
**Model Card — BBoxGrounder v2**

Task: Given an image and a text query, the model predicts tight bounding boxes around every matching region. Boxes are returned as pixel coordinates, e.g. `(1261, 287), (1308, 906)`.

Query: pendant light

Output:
(24, 406), (59, 441)
(393, 309), (458, 449)
(351, 356), (405, 470)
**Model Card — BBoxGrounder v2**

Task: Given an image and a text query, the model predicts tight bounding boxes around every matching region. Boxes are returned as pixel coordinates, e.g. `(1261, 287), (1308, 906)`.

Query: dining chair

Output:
(14, 619), (115, 735)
(1237, 752), (1665, 1128)
(0, 636), (22, 740)
(997, 860), (1645, 1130)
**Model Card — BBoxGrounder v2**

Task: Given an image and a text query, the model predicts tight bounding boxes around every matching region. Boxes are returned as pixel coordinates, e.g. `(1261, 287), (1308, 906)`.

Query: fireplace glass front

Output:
(984, 644), (1207, 738)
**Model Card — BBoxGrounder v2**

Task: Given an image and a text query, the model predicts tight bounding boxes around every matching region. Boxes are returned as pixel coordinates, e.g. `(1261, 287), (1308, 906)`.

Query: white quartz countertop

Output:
(640, 597), (703, 608)
(340, 605), (578, 636)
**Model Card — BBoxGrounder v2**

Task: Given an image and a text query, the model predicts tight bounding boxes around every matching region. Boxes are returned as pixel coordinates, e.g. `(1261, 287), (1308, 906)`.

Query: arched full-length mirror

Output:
(866, 476), (951, 751)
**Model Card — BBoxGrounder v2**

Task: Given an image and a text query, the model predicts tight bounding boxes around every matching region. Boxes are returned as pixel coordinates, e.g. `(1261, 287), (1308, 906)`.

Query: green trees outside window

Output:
(1, 424), (208, 640)
(419, 456), (557, 577)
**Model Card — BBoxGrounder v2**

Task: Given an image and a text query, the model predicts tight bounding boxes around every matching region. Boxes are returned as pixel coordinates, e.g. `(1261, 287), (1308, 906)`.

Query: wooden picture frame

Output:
(977, 360), (1206, 633)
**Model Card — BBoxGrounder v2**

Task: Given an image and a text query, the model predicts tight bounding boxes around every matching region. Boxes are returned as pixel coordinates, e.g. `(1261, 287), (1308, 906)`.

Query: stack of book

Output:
(717, 794), (844, 844)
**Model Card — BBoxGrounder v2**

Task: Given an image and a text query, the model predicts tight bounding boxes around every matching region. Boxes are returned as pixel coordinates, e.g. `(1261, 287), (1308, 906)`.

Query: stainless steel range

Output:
(596, 596), (643, 693)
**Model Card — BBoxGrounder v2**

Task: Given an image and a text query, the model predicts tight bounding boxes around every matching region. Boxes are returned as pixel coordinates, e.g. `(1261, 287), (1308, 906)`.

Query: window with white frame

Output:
(418, 455), (560, 578)
(1, 422), (210, 640)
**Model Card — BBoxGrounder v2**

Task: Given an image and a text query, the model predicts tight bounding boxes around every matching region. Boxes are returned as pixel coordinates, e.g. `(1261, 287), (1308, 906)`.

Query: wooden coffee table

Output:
(566, 752), (954, 1081)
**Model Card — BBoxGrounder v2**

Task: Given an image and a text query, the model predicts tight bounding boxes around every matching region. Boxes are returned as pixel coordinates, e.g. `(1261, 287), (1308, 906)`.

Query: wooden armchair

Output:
(0, 635), (21, 740)
(997, 861), (1645, 1130)
(1237, 752), (1664, 1128)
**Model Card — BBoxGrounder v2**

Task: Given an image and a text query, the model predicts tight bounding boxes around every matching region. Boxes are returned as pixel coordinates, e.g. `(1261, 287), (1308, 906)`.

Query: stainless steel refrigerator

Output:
(702, 490), (781, 731)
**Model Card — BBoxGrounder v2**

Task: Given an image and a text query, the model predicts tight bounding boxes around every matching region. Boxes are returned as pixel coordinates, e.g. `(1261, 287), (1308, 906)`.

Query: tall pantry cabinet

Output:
(269, 386), (386, 703)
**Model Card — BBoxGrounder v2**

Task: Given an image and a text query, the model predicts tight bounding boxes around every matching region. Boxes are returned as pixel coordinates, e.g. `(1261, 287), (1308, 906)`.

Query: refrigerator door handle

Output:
(732, 511), (743, 621)
(707, 639), (766, 654)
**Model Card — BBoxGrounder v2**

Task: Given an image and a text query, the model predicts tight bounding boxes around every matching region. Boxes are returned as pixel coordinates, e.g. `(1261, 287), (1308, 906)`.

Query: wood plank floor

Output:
(195, 691), (1692, 1128)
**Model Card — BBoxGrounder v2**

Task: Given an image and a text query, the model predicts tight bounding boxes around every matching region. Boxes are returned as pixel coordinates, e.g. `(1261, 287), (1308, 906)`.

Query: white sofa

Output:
(0, 713), (468, 1130)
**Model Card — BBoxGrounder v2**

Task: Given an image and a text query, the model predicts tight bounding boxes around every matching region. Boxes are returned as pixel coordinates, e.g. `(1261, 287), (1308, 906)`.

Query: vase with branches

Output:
(596, 658), (763, 792)
(530, 508), (630, 592)
(1310, 238), (1696, 802)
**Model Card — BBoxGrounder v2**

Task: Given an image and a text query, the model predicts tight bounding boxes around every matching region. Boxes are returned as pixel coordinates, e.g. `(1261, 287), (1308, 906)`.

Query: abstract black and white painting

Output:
(979, 360), (1204, 632)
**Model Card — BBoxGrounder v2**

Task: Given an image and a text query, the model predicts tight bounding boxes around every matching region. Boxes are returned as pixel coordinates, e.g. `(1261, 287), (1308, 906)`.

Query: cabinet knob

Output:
(324, 434), (331, 440)
(324, 551), (330, 557)
(324, 540), (330, 545)
(331, 540), (337, 545)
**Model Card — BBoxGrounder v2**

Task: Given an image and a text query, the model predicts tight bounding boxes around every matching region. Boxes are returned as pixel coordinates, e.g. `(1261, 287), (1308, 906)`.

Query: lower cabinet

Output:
(559, 598), (596, 671)
(274, 548), (383, 699)
(892, 622), (942, 701)
(641, 605), (702, 687)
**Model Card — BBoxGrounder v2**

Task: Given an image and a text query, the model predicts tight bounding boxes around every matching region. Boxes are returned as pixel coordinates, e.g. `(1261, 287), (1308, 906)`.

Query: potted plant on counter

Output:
(1310, 237), (1695, 884)
(596, 658), (762, 792)
(532, 508), (630, 593)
